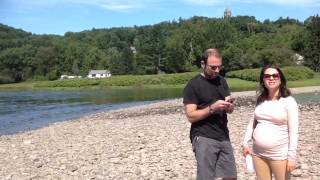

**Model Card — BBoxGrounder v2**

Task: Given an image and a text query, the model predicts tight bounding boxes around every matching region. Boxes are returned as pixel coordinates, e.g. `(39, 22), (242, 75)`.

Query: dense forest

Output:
(0, 15), (319, 84)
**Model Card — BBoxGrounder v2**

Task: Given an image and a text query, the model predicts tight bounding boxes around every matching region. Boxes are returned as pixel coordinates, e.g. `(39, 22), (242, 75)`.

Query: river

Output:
(0, 88), (318, 135)
(0, 87), (182, 135)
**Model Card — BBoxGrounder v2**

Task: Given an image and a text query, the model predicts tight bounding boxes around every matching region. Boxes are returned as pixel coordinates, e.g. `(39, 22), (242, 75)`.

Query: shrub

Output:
(0, 76), (15, 84)
(32, 75), (48, 81)
(100, 72), (198, 86)
(282, 66), (314, 81)
(226, 69), (260, 82)
(226, 66), (314, 81)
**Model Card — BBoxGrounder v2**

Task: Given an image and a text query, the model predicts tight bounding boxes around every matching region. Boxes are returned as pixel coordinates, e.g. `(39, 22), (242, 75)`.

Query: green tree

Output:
(204, 20), (237, 50)
(0, 45), (35, 82)
(134, 25), (168, 74)
(303, 15), (320, 72)
(32, 46), (58, 80)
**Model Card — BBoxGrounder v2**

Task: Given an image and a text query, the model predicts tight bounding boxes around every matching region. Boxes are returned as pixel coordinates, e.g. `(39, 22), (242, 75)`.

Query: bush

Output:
(226, 66), (314, 81)
(32, 75), (48, 81)
(100, 72), (198, 86)
(283, 66), (314, 80)
(226, 69), (260, 82)
(0, 76), (15, 84)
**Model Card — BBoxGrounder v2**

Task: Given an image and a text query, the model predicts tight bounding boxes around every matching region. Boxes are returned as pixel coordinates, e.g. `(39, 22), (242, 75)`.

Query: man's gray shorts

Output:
(192, 136), (237, 180)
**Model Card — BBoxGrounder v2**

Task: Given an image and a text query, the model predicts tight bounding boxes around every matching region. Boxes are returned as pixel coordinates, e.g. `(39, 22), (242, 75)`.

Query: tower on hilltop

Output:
(224, 7), (232, 19)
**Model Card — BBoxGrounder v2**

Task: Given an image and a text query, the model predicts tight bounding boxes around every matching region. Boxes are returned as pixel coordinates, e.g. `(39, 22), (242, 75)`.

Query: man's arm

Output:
(185, 100), (232, 123)
(184, 104), (211, 123)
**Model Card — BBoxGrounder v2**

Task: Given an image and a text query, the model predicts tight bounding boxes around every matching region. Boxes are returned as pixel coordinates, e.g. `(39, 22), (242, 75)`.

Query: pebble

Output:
(0, 91), (319, 179)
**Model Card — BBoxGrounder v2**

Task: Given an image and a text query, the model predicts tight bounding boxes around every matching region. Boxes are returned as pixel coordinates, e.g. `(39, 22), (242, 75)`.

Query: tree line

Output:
(0, 15), (319, 83)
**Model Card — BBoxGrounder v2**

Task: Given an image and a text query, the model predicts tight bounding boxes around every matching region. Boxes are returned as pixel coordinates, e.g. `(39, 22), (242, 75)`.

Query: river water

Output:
(0, 87), (182, 135)
(0, 88), (318, 135)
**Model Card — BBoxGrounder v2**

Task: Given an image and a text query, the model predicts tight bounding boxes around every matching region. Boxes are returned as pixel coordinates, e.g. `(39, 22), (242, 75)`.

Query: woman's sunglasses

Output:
(263, 73), (280, 80)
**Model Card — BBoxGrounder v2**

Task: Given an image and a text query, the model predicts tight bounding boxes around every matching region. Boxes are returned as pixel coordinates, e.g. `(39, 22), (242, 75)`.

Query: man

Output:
(183, 48), (237, 180)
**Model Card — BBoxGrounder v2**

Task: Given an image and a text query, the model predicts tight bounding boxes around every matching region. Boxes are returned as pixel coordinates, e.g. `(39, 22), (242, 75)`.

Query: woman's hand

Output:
(242, 146), (251, 157)
(287, 160), (296, 172)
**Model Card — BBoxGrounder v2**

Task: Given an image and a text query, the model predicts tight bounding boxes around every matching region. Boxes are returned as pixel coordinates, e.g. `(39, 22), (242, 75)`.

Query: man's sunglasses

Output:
(207, 65), (222, 70)
(263, 73), (280, 80)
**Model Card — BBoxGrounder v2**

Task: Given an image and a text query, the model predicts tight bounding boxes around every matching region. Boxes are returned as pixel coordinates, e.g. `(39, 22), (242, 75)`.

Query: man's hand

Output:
(210, 100), (232, 112)
(226, 97), (235, 104)
(185, 99), (233, 124)
(224, 97), (235, 113)
(225, 102), (234, 113)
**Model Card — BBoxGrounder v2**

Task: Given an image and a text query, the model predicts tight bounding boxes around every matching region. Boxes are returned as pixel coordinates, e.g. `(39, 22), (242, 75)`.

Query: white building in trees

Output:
(87, 70), (111, 78)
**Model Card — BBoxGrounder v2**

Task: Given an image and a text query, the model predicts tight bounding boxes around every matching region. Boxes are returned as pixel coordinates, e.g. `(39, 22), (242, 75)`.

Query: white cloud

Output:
(260, 0), (320, 6)
(181, 0), (320, 6)
(7, 0), (320, 12)
(8, 0), (147, 11)
(75, 0), (145, 11)
(182, 0), (221, 6)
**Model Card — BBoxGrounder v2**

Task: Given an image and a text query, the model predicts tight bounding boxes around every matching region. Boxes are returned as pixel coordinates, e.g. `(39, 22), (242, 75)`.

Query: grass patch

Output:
(0, 82), (35, 91)
(288, 72), (320, 88)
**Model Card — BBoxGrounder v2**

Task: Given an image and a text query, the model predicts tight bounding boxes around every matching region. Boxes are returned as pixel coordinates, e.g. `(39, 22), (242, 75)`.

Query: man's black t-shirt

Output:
(183, 74), (231, 142)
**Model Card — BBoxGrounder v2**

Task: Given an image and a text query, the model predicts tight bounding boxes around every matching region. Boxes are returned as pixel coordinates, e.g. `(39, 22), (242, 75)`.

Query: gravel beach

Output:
(0, 86), (319, 180)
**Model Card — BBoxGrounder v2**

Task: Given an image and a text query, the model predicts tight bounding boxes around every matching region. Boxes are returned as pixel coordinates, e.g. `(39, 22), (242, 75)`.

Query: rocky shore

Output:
(0, 87), (319, 180)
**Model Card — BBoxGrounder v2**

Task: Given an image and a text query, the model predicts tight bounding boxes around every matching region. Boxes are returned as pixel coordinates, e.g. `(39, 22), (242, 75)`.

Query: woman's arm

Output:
(287, 97), (299, 171)
(242, 114), (255, 156)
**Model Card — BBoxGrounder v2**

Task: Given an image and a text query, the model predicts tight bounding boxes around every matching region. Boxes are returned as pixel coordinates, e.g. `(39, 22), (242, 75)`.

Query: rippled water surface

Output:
(0, 88), (183, 135)
(0, 88), (318, 135)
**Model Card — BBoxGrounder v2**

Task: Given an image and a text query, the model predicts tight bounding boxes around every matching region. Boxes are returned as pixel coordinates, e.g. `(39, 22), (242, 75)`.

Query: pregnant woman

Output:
(242, 65), (299, 180)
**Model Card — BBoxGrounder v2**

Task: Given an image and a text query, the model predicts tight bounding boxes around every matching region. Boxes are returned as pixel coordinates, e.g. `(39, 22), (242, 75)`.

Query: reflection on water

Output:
(0, 87), (183, 135)
(292, 92), (320, 103)
(0, 88), (318, 135)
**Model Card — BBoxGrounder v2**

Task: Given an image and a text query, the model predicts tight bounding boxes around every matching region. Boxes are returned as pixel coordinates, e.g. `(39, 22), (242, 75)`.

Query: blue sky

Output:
(1, 0), (319, 35)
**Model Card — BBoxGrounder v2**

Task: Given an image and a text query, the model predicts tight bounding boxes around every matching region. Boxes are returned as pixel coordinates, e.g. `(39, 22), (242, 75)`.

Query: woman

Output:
(242, 65), (299, 180)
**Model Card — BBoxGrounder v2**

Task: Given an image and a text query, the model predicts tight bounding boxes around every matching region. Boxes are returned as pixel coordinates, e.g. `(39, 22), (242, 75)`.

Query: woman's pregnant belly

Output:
(252, 123), (288, 158)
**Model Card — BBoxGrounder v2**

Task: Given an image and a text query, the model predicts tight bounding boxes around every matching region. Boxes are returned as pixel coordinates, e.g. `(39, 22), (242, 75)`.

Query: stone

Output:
(291, 169), (302, 177)
(0, 95), (319, 180)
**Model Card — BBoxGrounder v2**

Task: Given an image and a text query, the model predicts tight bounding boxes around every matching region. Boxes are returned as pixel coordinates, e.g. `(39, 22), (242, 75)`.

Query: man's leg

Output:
(193, 136), (219, 180)
(216, 141), (237, 180)
(269, 159), (290, 180)
(252, 156), (272, 180)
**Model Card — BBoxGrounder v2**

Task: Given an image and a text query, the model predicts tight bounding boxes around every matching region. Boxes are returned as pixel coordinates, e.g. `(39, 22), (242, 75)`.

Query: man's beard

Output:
(205, 71), (218, 79)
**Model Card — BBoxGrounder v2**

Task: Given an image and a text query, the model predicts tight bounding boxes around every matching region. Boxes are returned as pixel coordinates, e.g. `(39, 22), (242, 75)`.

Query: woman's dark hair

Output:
(256, 65), (291, 105)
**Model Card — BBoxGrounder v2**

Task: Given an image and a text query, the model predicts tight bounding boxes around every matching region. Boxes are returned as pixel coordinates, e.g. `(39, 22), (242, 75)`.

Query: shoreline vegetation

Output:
(0, 70), (319, 92)
(1, 16), (320, 86)
(0, 86), (319, 179)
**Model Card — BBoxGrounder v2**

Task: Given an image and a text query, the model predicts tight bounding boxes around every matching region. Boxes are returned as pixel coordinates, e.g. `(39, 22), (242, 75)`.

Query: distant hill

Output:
(0, 15), (319, 84)
(0, 23), (31, 39)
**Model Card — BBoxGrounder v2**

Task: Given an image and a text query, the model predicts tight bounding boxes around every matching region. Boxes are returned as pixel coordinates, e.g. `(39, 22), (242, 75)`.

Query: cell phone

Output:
(227, 98), (235, 104)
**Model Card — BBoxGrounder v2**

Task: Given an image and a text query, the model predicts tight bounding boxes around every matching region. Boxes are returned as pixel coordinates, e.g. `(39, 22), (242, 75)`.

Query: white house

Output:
(293, 53), (304, 65)
(87, 70), (111, 78)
